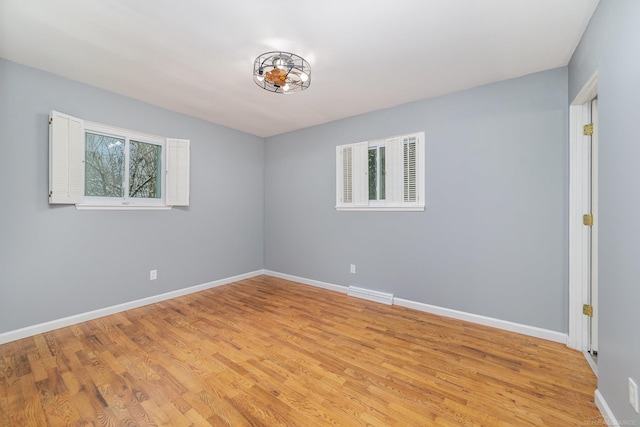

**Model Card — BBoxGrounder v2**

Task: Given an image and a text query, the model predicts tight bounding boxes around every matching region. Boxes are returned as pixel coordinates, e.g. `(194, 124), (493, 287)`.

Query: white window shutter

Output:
(337, 141), (368, 208)
(352, 141), (369, 206)
(49, 110), (84, 204)
(385, 137), (403, 204)
(166, 138), (190, 206)
(336, 145), (353, 206)
(403, 136), (418, 202)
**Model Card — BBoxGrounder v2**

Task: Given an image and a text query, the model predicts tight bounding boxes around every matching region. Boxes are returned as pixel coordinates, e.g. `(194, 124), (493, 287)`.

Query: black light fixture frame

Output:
(253, 51), (311, 94)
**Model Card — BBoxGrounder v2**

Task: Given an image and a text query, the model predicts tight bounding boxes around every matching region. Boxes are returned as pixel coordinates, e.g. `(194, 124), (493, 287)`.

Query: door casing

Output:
(568, 70), (598, 357)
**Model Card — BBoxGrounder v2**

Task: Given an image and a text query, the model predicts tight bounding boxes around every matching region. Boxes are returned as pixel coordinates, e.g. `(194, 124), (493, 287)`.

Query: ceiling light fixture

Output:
(253, 51), (311, 94)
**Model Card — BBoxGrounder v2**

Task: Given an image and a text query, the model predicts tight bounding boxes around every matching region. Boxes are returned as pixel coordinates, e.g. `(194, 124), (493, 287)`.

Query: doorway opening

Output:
(568, 70), (598, 374)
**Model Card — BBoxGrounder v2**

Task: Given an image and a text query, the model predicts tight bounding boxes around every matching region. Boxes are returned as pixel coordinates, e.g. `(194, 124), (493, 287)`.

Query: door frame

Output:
(568, 69), (598, 353)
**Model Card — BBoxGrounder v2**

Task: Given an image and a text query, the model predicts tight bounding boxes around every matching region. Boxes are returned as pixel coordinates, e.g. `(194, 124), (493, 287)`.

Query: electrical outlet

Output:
(150, 269), (157, 280)
(630, 378), (639, 413)
(350, 264), (356, 274)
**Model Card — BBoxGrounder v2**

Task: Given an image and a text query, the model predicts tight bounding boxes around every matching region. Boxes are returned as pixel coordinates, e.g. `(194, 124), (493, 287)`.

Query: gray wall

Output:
(568, 0), (610, 102)
(569, 0), (640, 423)
(265, 68), (568, 332)
(0, 58), (265, 334)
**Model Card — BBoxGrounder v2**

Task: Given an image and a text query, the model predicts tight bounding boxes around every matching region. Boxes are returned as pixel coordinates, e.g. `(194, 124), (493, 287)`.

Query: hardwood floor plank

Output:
(0, 373), (8, 426)
(195, 385), (252, 426)
(0, 275), (602, 426)
(10, 372), (47, 427)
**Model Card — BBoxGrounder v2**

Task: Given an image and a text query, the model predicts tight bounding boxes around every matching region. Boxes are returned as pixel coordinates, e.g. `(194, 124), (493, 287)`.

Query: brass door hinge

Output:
(583, 123), (594, 136)
(583, 304), (593, 317)
(583, 214), (594, 227)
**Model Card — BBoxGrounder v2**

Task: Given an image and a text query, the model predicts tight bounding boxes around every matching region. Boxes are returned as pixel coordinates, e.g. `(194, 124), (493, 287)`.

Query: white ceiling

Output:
(0, 0), (599, 138)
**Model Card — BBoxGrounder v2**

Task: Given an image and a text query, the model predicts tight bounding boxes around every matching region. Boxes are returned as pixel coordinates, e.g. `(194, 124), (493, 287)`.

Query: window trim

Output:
(49, 110), (190, 210)
(81, 120), (166, 208)
(336, 132), (425, 212)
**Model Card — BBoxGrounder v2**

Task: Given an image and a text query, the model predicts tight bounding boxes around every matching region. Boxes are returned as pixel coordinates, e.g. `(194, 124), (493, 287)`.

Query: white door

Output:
(588, 97), (599, 356)
(568, 70), (598, 355)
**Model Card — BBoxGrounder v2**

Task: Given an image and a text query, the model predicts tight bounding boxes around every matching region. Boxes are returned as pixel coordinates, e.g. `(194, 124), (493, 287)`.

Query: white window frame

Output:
(367, 140), (386, 206)
(336, 132), (425, 211)
(83, 121), (166, 207)
(49, 110), (190, 210)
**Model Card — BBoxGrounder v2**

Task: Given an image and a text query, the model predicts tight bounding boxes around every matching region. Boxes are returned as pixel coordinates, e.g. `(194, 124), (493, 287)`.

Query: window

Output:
(368, 142), (385, 202)
(336, 132), (424, 211)
(49, 110), (190, 209)
(83, 122), (164, 206)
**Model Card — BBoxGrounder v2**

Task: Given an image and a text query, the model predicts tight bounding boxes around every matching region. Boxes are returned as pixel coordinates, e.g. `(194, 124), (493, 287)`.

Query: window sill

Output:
(335, 205), (425, 212)
(75, 204), (172, 211)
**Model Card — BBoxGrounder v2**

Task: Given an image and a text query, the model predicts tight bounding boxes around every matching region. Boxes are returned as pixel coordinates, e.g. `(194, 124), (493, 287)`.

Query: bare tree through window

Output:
(84, 133), (161, 199)
(85, 132), (124, 197)
(130, 141), (161, 198)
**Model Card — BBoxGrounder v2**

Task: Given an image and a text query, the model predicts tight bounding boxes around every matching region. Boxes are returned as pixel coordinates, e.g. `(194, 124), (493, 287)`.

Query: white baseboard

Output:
(595, 389), (619, 426)
(583, 351), (598, 377)
(1, 269), (568, 349)
(0, 270), (265, 345)
(348, 286), (394, 305)
(394, 297), (567, 344)
(264, 270), (348, 293)
(264, 271), (567, 344)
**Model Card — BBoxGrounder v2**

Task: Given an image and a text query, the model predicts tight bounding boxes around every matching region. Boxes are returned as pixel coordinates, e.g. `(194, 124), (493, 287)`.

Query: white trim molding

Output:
(0, 270), (266, 345)
(393, 298), (567, 344)
(568, 69), (598, 351)
(264, 271), (567, 344)
(265, 270), (348, 293)
(0, 270), (568, 347)
(583, 351), (598, 376)
(348, 286), (394, 305)
(595, 389), (619, 426)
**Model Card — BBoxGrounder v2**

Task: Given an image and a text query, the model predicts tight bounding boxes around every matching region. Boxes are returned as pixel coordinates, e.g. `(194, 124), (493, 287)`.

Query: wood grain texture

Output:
(0, 275), (602, 426)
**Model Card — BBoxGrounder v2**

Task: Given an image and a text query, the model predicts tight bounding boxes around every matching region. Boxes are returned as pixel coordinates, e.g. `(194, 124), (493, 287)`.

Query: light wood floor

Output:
(0, 275), (602, 426)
